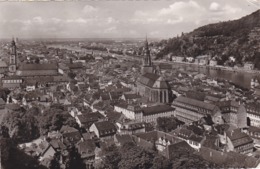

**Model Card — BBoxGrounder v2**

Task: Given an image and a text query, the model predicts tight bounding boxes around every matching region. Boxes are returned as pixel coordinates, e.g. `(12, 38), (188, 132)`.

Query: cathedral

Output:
(136, 38), (172, 104)
(8, 38), (58, 77)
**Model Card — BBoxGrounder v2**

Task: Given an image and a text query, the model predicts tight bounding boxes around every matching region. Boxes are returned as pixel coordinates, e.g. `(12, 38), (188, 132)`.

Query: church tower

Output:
(141, 36), (154, 74)
(9, 38), (17, 73)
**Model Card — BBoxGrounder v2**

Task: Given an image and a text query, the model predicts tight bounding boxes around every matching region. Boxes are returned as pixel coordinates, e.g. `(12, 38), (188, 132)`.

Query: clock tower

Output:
(9, 38), (17, 73)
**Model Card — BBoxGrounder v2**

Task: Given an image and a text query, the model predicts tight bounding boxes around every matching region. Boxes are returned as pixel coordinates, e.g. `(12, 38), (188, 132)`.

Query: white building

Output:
(114, 104), (175, 123)
(209, 59), (217, 67)
(244, 62), (255, 70)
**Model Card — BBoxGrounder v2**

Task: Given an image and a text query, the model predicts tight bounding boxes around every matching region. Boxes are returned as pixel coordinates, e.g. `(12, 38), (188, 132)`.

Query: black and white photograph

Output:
(1, 0), (260, 168)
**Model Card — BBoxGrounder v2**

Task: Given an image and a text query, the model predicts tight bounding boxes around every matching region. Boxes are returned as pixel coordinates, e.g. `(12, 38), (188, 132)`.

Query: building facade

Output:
(226, 129), (254, 154)
(172, 96), (223, 124)
(114, 104), (175, 123)
(217, 101), (247, 128)
(89, 121), (117, 140)
(246, 103), (260, 127)
(2, 76), (23, 89)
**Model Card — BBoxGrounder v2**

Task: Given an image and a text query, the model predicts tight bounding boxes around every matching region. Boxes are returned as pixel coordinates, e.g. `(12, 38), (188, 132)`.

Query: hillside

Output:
(156, 10), (260, 68)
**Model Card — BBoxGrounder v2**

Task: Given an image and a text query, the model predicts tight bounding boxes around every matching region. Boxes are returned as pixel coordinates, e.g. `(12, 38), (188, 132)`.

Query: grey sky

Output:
(0, 0), (259, 39)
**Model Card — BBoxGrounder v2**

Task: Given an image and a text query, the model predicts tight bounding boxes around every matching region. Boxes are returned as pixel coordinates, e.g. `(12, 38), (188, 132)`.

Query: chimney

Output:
(210, 151), (212, 157)
(231, 130), (234, 136)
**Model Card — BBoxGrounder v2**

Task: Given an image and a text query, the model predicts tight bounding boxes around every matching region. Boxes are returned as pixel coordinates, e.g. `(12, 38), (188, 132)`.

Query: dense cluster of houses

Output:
(1, 38), (260, 168)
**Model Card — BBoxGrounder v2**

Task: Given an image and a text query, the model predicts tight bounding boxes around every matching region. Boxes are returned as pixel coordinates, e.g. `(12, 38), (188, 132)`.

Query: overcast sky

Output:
(0, 0), (259, 39)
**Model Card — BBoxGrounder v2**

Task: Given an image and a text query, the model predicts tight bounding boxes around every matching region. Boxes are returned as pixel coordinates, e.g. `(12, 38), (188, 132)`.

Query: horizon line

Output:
(0, 37), (165, 41)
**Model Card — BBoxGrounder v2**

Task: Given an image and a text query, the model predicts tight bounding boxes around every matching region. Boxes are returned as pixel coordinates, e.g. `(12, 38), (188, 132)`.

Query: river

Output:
(171, 63), (255, 89)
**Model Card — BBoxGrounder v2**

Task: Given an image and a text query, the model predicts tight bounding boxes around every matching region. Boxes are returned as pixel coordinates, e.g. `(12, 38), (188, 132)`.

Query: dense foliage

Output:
(98, 143), (171, 169)
(38, 105), (79, 135)
(0, 88), (11, 102)
(0, 126), (46, 169)
(156, 116), (184, 132)
(2, 107), (39, 143)
(65, 146), (86, 169)
(1, 104), (78, 143)
(98, 142), (219, 169)
(156, 10), (260, 68)
(49, 152), (61, 169)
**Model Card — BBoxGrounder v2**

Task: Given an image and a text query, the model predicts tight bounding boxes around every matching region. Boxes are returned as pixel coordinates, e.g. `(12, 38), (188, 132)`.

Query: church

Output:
(136, 38), (172, 104)
(8, 38), (58, 77)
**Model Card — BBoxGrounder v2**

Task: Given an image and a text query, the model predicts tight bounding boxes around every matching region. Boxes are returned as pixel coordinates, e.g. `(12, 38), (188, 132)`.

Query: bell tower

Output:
(141, 36), (154, 74)
(9, 37), (17, 73)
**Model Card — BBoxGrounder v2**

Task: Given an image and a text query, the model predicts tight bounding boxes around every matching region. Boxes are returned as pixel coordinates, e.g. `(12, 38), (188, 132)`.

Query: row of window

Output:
(235, 143), (253, 151)
(176, 108), (202, 121)
(249, 114), (260, 119)
(3, 79), (22, 83)
(175, 102), (213, 115)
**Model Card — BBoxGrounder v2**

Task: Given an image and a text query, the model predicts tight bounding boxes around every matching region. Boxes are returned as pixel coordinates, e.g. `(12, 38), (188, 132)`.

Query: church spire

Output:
(141, 35), (154, 74)
(11, 36), (15, 47)
(143, 35), (151, 66)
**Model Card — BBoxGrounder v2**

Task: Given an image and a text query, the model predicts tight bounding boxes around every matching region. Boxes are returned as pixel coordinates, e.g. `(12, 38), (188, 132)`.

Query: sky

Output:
(0, 0), (259, 39)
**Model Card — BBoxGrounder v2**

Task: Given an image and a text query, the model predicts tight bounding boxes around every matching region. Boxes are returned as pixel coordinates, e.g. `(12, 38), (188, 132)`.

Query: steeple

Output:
(143, 36), (152, 67)
(141, 35), (154, 74)
(11, 37), (16, 55)
(9, 37), (17, 73)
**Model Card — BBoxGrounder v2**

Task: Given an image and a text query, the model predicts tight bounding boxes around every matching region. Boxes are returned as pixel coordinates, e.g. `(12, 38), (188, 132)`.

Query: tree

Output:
(152, 155), (172, 169)
(0, 88), (11, 102)
(35, 58), (40, 64)
(38, 106), (78, 135)
(8, 96), (12, 103)
(49, 152), (61, 169)
(98, 148), (121, 169)
(65, 146), (86, 169)
(0, 137), (47, 169)
(2, 110), (40, 143)
(253, 52), (260, 70)
(0, 125), (10, 138)
(118, 143), (154, 169)
(27, 106), (41, 116)
(51, 113), (64, 131)
(156, 116), (183, 132)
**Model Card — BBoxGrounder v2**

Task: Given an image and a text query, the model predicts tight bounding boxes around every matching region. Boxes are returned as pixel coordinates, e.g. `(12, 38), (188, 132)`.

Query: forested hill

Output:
(156, 9), (260, 68)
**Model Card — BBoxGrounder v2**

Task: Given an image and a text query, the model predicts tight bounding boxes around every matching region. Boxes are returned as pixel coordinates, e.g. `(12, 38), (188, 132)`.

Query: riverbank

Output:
(159, 61), (260, 75)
